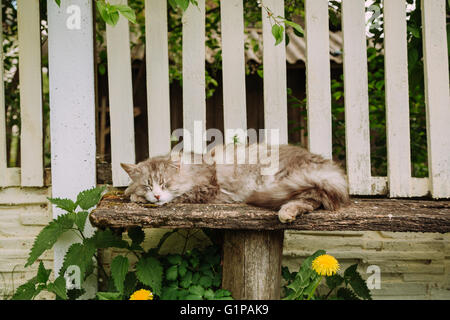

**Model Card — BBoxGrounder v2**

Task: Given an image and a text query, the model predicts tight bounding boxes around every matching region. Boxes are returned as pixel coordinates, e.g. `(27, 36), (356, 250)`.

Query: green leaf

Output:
(282, 266), (294, 281)
(283, 19), (304, 36)
(90, 229), (129, 249)
(47, 276), (68, 300)
(344, 264), (372, 300)
(336, 287), (359, 300)
(186, 294), (203, 300)
(37, 261), (52, 284)
(67, 288), (86, 300)
(47, 197), (77, 212)
(191, 272), (200, 285)
(167, 254), (182, 265)
(199, 275), (212, 288)
(189, 255), (200, 269)
(112, 4), (136, 24)
(111, 256), (129, 294)
(180, 271), (193, 289)
(127, 227), (145, 246)
(175, 0), (190, 11)
(204, 289), (214, 300)
(25, 213), (75, 267)
(105, 11), (120, 27)
(168, 0), (178, 11)
(161, 286), (179, 300)
(325, 274), (344, 290)
(407, 25), (421, 39)
(189, 285), (204, 297)
(75, 211), (89, 233)
(178, 260), (188, 277)
(166, 265), (178, 281)
(271, 24), (284, 46)
(303, 250), (326, 270)
(212, 273), (221, 287)
(60, 241), (96, 281)
(96, 292), (122, 300)
(214, 289), (232, 298)
(283, 250), (326, 300)
(76, 186), (106, 210)
(135, 257), (163, 296)
(98, 64), (106, 75)
(55, 0), (61, 7)
(214, 296), (234, 300)
(12, 277), (38, 300)
(96, 1), (120, 26)
(123, 272), (138, 298)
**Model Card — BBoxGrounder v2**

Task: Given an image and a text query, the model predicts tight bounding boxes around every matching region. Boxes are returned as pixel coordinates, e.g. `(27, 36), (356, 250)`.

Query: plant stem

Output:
(324, 287), (335, 300)
(306, 276), (323, 300)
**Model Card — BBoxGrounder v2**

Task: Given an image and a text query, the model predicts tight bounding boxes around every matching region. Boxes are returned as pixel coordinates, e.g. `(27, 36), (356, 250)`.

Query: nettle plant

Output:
(12, 186), (232, 300)
(282, 250), (372, 300)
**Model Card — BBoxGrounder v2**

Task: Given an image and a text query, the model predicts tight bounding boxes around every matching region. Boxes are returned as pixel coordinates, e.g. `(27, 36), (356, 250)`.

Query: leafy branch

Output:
(258, 0), (304, 46)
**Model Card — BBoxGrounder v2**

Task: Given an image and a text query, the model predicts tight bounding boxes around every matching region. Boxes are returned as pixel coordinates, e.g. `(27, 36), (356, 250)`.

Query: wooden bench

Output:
(90, 193), (450, 299)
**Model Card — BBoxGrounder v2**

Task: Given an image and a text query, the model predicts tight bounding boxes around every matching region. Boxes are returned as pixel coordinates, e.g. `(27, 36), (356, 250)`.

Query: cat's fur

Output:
(121, 144), (349, 223)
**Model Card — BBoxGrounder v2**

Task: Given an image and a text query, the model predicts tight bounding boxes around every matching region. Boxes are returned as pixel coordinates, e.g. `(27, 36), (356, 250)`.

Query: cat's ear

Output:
(169, 159), (182, 171)
(120, 163), (140, 180)
(168, 152), (183, 171)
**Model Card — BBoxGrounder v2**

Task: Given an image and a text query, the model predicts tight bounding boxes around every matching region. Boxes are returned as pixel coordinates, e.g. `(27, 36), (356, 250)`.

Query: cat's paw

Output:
(130, 194), (147, 203)
(278, 202), (314, 223)
(278, 206), (297, 223)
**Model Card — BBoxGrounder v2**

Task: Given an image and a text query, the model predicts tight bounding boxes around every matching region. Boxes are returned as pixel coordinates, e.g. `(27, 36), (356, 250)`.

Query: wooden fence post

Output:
(47, 0), (97, 297)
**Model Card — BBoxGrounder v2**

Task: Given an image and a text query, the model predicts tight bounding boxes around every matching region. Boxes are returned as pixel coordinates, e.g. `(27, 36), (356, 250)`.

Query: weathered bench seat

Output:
(89, 193), (450, 299)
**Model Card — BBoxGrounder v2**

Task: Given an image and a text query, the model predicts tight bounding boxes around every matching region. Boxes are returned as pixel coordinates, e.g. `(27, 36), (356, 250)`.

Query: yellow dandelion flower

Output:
(311, 254), (340, 276)
(129, 289), (153, 300)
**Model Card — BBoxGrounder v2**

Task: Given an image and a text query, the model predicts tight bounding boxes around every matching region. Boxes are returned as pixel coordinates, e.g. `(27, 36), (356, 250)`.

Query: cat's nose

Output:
(155, 195), (160, 200)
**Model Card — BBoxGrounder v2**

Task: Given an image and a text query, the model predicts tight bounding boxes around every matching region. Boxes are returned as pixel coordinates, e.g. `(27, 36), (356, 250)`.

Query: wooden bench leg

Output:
(222, 230), (284, 300)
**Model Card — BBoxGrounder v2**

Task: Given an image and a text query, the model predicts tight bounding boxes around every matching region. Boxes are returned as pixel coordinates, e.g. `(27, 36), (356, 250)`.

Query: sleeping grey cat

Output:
(121, 144), (349, 223)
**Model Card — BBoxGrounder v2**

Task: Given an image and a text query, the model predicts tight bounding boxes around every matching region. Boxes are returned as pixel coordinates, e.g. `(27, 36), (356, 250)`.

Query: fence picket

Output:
(383, 0), (412, 197)
(342, 0), (371, 195)
(221, 0), (247, 145)
(182, 0), (206, 154)
(146, 0), (171, 157)
(0, 7), (7, 186)
(305, 0), (332, 158)
(262, 0), (288, 145)
(17, 0), (43, 186)
(421, 0), (450, 198)
(106, 0), (136, 187)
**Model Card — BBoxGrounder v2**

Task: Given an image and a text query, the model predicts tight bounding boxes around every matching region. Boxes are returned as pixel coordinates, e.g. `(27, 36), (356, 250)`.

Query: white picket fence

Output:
(1, 0), (449, 199)
(0, 0), (43, 187)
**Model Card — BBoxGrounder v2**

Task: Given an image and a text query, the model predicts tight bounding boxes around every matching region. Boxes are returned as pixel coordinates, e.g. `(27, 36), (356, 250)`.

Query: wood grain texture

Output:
(305, 0), (332, 159)
(47, 0), (97, 289)
(421, 0), (450, 199)
(18, 0), (43, 186)
(222, 230), (283, 299)
(342, 0), (372, 195)
(182, 0), (206, 154)
(146, 0), (171, 157)
(383, 0), (412, 197)
(262, 0), (288, 145)
(90, 194), (450, 233)
(220, 0), (247, 145)
(0, 8), (7, 186)
(106, 0), (136, 187)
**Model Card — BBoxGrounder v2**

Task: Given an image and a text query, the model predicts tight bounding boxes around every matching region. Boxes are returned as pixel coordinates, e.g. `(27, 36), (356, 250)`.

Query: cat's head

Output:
(121, 157), (182, 205)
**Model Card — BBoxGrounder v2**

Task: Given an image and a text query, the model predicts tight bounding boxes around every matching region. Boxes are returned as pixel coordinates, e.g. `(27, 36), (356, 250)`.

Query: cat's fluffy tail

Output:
(247, 162), (349, 210)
